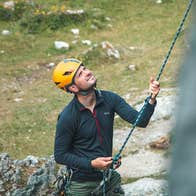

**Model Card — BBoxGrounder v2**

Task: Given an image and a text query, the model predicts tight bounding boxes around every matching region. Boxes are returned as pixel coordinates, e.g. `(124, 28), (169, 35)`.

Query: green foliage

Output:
(0, 1), (29, 21)
(0, 1), (107, 33)
(19, 13), (45, 33)
(46, 12), (88, 30)
(13, 1), (28, 19)
(19, 11), (88, 33)
(46, 13), (66, 30)
(0, 6), (12, 21)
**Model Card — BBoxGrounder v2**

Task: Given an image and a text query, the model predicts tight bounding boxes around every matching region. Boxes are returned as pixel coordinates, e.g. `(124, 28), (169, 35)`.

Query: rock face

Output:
(114, 118), (172, 179)
(0, 153), (169, 196)
(114, 93), (175, 195)
(122, 178), (168, 196)
(117, 149), (169, 179)
(0, 153), (56, 196)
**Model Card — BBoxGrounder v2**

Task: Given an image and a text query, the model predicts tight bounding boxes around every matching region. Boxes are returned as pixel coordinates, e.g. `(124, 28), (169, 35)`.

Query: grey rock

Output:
(135, 95), (176, 122)
(117, 149), (169, 178)
(0, 153), (10, 173)
(0, 180), (5, 193)
(54, 41), (69, 50)
(23, 155), (39, 166)
(122, 178), (168, 196)
(1, 30), (11, 35)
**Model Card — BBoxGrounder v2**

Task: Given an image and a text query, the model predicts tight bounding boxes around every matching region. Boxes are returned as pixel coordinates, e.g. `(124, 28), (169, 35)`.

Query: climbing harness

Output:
(53, 167), (73, 196)
(102, 0), (194, 195)
(90, 169), (122, 196)
(54, 167), (122, 196)
(90, 169), (112, 196)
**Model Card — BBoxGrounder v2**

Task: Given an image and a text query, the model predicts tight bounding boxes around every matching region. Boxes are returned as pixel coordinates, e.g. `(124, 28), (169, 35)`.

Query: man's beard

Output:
(77, 81), (97, 96)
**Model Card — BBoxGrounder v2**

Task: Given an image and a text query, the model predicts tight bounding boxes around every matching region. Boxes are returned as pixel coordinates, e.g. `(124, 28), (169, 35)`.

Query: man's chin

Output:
(85, 81), (97, 91)
(91, 80), (97, 88)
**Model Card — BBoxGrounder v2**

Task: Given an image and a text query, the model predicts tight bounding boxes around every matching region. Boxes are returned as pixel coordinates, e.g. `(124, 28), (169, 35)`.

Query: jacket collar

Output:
(74, 89), (104, 111)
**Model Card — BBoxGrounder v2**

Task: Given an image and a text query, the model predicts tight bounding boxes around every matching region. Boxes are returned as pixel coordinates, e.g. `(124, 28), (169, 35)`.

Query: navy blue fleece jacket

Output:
(54, 90), (156, 181)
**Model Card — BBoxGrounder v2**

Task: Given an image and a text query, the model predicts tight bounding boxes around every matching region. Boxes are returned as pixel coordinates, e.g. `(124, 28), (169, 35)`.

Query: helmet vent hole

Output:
(63, 71), (72, 76)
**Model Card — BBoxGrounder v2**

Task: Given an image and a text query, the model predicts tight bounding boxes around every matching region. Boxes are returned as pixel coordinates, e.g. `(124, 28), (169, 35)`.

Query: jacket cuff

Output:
(145, 96), (157, 107)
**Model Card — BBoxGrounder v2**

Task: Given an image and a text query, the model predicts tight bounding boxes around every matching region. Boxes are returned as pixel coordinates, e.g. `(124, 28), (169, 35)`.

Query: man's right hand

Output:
(91, 157), (112, 170)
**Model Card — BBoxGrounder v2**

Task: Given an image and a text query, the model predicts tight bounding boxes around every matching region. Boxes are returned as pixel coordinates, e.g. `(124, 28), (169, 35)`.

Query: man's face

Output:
(73, 65), (97, 91)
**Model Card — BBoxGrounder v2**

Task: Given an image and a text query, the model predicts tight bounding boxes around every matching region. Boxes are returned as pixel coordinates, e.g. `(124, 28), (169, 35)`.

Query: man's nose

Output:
(84, 69), (91, 75)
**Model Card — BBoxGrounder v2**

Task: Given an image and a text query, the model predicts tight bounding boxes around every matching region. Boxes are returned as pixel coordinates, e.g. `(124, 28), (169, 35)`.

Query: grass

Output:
(0, 0), (191, 159)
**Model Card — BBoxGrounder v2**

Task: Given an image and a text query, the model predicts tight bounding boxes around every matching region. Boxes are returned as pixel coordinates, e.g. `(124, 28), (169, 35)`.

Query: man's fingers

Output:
(150, 77), (160, 86)
(150, 77), (154, 83)
(100, 157), (112, 161)
(153, 81), (160, 87)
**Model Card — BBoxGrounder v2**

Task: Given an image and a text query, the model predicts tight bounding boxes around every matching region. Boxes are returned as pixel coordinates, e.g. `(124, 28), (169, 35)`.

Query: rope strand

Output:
(156, 0), (194, 81)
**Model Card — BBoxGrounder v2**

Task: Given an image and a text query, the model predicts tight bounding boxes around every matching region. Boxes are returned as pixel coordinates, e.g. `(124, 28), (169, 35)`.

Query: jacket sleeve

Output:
(54, 113), (93, 170)
(112, 93), (156, 127)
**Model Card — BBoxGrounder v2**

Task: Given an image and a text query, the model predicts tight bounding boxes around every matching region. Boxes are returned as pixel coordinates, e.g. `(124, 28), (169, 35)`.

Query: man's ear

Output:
(68, 84), (79, 93)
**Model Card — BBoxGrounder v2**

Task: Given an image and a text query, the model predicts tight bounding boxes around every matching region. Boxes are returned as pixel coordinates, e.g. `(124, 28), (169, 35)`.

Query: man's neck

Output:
(77, 90), (96, 112)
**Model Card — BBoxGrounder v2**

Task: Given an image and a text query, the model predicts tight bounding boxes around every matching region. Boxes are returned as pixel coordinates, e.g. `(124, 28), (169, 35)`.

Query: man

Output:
(52, 58), (160, 195)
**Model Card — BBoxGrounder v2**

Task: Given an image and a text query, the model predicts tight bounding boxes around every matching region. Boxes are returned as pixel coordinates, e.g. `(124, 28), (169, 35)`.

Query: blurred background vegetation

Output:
(0, 0), (191, 159)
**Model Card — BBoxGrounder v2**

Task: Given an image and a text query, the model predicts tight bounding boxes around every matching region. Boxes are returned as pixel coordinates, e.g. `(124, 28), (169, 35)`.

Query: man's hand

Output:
(91, 157), (112, 170)
(149, 77), (160, 104)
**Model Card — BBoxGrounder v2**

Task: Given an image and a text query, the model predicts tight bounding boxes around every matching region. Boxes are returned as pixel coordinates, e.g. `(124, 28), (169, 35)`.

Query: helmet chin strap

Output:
(76, 83), (96, 96)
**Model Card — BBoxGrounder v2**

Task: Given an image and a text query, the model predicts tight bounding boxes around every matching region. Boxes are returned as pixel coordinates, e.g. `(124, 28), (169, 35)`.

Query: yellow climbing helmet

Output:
(52, 58), (82, 91)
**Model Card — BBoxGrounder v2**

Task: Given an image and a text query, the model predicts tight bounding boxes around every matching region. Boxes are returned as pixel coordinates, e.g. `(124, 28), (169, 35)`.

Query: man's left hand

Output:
(149, 77), (160, 104)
